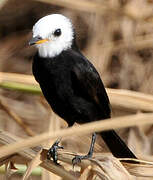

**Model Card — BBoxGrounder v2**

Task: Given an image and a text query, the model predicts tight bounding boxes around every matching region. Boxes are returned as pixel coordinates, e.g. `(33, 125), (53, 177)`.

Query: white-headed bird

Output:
(29, 14), (137, 165)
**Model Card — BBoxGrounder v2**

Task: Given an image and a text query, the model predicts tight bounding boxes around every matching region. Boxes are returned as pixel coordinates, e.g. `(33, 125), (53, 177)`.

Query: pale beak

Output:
(29, 36), (49, 46)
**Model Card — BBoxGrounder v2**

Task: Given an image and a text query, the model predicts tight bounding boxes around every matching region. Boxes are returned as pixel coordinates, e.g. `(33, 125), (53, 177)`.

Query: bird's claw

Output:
(72, 155), (84, 167)
(47, 139), (64, 165)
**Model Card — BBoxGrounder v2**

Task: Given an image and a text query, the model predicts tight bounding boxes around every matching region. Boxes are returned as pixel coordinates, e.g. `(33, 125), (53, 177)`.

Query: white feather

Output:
(32, 14), (74, 58)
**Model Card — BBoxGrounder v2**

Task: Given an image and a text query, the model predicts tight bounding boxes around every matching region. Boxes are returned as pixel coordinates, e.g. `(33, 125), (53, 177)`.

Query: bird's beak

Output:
(29, 36), (49, 46)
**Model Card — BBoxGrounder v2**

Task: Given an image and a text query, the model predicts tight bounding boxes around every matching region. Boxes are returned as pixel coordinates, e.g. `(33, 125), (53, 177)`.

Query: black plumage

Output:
(32, 45), (137, 160)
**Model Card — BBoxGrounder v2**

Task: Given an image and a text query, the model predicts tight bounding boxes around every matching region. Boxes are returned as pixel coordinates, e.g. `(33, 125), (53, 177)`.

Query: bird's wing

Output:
(71, 53), (111, 118)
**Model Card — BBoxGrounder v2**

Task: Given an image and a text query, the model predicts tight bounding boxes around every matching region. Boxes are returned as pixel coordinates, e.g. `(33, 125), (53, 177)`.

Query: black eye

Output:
(53, 29), (61, 36)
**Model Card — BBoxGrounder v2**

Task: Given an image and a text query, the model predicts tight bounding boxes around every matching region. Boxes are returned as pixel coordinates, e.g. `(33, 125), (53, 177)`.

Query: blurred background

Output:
(0, 0), (153, 179)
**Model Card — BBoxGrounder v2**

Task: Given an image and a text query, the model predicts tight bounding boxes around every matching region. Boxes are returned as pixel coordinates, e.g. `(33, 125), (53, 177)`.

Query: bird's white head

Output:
(29, 14), (74, 58)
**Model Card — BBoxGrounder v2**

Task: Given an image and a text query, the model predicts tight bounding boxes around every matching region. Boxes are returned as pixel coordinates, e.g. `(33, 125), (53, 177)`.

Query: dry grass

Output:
(0, 0), (153, 179)
(1, 112), (153, 159)
(0, 130), (153, 180)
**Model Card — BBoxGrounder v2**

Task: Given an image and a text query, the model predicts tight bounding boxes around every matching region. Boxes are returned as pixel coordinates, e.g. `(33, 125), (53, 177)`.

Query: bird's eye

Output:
(53, 29), (61, 36)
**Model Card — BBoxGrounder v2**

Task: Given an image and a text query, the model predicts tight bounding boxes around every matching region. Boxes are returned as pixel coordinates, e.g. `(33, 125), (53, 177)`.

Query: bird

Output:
(29, 14), (137, 165)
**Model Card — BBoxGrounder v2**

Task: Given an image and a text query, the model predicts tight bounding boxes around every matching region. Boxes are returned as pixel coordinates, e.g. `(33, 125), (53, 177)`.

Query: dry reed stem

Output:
(0, 97), (35, 136)
(90, 158), (133, 180)
(107, 89), (153, 112)
(0, 113), (153, 159)
(107, 89), (153, 103)
(0, 72), (36, 85)
(123, 162), (153, 177)
(22, 149), (42, 180)
(78, 165), (92, 180)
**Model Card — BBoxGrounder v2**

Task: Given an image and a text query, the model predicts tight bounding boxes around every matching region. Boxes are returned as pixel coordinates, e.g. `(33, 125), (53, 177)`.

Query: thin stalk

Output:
(0, 82), (41, 94)
(0, 164), (42, 176)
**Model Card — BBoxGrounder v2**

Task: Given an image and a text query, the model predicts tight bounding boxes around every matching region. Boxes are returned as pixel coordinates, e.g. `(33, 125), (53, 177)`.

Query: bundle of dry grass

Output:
(0, 116), (153, 180)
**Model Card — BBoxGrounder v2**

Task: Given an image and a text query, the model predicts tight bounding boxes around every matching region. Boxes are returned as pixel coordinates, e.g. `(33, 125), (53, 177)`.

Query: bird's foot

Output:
(47, 139), (64, 165)
(72, 154), (91, 167)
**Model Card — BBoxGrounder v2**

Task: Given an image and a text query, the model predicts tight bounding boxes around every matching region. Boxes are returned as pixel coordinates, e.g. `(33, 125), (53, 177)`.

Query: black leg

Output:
(47, 139), (64, 165)
(72, 132), (96, 166)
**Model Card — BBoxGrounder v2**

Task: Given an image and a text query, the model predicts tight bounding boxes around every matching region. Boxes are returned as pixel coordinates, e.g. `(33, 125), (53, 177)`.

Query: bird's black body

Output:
(33, 49), (110, 125)
(33, 46), (137, 159)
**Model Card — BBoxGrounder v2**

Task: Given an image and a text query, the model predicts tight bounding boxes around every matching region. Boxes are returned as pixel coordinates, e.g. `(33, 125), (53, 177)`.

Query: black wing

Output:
(71, 52), (137, 160)
(71, 52), (111, 119)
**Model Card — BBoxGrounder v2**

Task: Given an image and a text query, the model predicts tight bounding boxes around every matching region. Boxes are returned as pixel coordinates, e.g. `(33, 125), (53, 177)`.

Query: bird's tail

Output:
(100, 130), (137, 159)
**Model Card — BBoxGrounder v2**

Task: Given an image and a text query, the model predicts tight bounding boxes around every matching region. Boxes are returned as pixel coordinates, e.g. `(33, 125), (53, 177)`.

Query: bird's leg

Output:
(72, 132), (96, 166)
(47, 139), (64, 165)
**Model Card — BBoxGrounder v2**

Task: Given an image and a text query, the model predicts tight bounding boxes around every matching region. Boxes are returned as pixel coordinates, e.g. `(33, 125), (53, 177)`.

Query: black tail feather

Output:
(100, 130), (137, 159)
